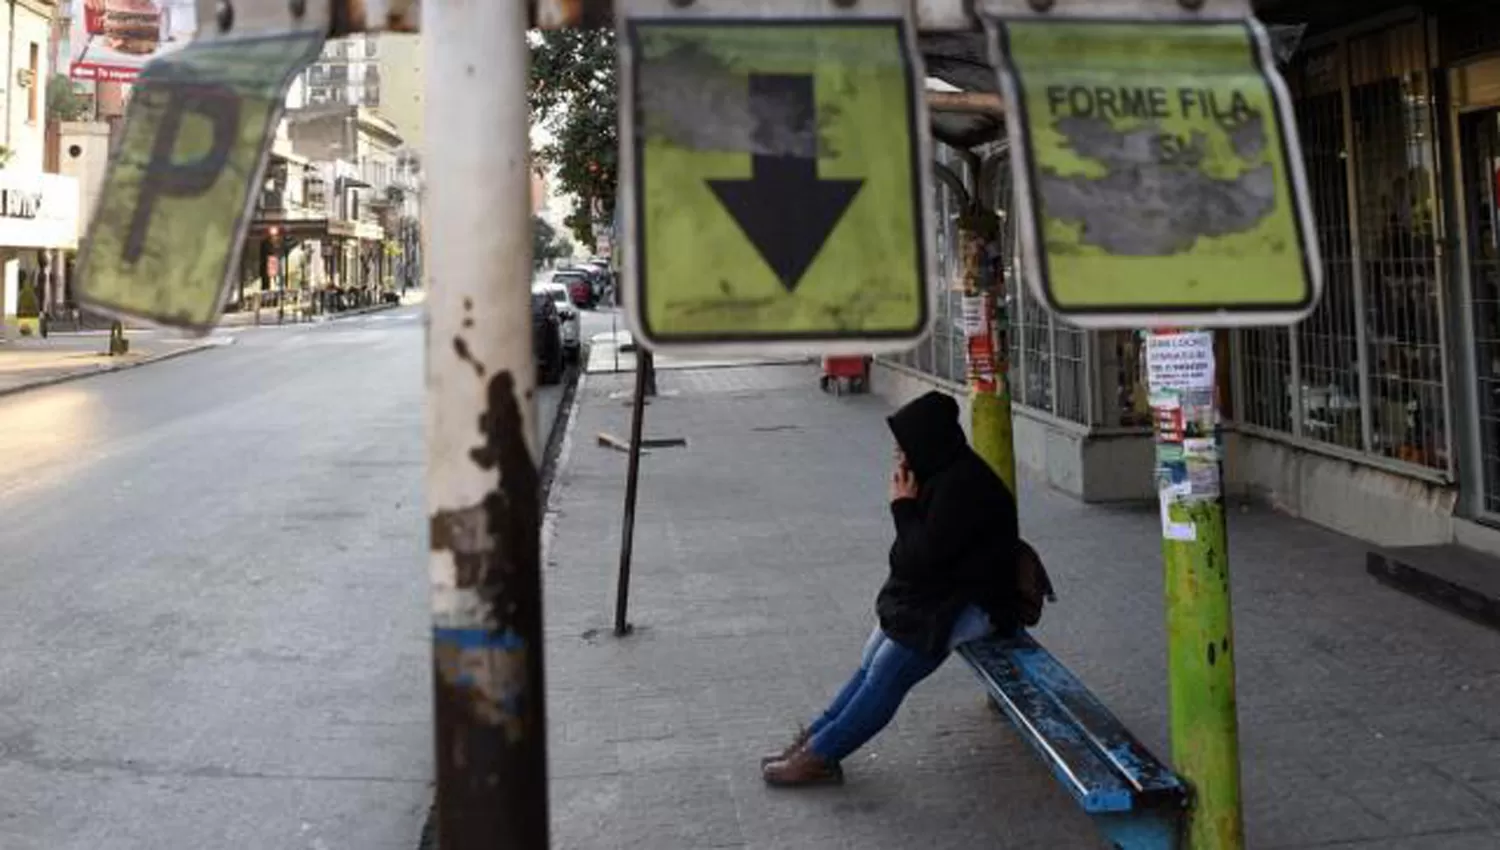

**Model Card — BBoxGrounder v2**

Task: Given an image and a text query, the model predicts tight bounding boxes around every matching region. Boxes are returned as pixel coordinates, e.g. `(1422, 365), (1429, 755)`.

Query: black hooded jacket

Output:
(878, 391), (1019, 657)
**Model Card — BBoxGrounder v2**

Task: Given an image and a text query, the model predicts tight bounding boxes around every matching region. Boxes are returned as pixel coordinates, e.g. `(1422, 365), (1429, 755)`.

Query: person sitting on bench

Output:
(761, 391), (1020, 786)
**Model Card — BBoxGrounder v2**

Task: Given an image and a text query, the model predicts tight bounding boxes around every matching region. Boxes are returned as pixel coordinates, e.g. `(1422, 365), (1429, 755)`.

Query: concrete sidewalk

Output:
(543, 362), (1500, 850)
(584, 325), (808, 375)
(0, 333), (228, 397)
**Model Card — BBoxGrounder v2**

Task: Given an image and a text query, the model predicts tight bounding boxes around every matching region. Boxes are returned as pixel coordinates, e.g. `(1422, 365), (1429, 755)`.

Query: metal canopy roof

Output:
(916, 7), (1323, 152)
(920, 32), (1003, 150)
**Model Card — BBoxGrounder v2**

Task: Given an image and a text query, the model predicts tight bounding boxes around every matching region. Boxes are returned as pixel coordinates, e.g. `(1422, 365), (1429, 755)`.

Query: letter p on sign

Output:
(78, 32), (325, 334)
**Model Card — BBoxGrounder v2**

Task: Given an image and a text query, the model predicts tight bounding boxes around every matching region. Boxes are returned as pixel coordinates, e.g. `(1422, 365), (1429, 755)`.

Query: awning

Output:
(250, 216), (384, 242)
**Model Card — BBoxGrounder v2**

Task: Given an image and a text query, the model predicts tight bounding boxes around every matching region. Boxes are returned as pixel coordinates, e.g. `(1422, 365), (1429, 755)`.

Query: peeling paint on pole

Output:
(429, 368), (548, 844)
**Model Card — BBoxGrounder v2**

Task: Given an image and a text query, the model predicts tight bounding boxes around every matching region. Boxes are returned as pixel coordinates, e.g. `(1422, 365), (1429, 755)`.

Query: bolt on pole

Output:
(423, 0), (549, 848)
(1146, 328), (1244, 850)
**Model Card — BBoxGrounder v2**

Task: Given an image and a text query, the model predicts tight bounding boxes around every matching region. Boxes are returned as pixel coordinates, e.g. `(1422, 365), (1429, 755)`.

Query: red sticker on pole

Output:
(962, 293), (998, 394)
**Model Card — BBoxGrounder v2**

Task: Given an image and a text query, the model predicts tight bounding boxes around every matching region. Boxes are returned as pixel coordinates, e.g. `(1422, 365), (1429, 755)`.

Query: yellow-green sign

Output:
(992, 20), (1321, 327)
(624, 20), (931, 348)
(78, 33), (325, 335)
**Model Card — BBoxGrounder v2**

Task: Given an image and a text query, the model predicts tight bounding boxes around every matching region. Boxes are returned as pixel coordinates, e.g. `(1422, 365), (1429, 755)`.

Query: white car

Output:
(533, 281), (580, 362)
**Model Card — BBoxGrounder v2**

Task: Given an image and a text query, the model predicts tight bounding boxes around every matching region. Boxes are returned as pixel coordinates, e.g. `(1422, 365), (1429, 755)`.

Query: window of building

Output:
(27, 42), (38, 123)
(306, 177), (327, 212)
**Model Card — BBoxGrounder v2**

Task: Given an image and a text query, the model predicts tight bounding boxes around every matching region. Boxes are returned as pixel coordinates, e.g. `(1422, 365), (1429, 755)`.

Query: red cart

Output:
(819, 356), (870, 395)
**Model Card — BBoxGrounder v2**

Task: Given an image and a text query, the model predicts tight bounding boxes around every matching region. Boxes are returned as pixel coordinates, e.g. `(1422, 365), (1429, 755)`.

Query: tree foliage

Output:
(533, 214), (572, 269)
(47, 75), (93, 122)
(529, 29), (617, 252)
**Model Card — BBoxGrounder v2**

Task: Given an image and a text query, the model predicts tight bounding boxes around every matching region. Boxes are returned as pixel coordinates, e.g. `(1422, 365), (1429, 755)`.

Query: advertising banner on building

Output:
(68, 0), (197, 83)
(0, 171), (81, 250)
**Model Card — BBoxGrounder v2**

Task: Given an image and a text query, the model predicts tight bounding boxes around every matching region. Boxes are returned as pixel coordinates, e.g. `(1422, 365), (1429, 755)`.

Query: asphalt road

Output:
(0, 305), (568, 849)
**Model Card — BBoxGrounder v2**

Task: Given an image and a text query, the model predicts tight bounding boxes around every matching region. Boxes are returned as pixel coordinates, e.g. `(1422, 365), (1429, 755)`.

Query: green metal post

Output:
(955, 159), (1015, 497)
(971, 387), (1016, 496)
(1147, 329), (1244, 850)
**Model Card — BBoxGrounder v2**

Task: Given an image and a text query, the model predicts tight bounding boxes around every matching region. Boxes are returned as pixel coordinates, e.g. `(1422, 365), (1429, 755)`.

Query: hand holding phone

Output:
(889, 461), (919, 503)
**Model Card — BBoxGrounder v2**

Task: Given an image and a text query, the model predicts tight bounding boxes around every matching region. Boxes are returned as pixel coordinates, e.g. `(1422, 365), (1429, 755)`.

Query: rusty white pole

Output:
(424, 0), (548, 847)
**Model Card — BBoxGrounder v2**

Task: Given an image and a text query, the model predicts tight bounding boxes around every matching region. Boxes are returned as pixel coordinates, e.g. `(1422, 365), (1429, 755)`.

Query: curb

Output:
(314, 301), (403, 323)
(1367, 550), (1500, 633)
(0, 339), (229, 400)
(217, 300), (402, 329)
(541, 356), (586, 509)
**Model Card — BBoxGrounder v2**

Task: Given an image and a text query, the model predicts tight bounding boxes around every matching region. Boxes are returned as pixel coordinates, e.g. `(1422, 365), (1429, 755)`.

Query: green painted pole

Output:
(959, 218), (1016, 498)
(972, 388), (1016, 495)
(1147, 329), (1244, 850)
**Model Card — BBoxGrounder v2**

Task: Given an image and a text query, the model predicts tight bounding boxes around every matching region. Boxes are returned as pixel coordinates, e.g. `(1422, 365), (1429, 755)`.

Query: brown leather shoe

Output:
(759, 727), (811, 768)
(762, 747), (844, 787)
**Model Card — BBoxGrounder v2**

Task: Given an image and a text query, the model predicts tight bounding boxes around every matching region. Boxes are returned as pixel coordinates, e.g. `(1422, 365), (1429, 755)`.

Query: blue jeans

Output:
(806, 606), (991, 762)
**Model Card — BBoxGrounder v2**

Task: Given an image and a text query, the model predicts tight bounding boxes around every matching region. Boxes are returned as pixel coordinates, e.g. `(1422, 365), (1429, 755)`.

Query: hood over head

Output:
(886, 391), (967, 481)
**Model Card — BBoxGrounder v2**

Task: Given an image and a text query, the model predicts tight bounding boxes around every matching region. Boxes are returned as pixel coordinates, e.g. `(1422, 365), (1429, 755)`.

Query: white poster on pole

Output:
(1145, 331), (1215, 392)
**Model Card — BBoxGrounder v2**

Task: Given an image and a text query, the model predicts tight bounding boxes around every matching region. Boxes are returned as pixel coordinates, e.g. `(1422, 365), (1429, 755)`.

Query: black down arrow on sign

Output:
(707, 74), (863, 293)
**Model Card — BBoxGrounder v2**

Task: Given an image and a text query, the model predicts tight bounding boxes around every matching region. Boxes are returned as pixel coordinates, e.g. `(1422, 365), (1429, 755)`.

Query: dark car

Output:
(532, 292), (565, 385)
(552, 270), (593, 309)
(578, 264), (611, 303)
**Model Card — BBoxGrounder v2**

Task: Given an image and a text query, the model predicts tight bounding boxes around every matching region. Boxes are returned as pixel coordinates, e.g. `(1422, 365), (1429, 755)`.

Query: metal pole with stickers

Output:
(979, 1), (1320, 846)
(1144, 326), (1242, 848)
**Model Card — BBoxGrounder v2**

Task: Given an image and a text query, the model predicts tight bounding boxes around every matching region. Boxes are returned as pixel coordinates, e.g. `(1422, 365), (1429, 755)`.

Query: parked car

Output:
(533, 281), (581, 363)
(579, 263), (615, 307)
(577, 262), (612, 304)
(552, 269), (594, 309)
(532, 291), (565, 386)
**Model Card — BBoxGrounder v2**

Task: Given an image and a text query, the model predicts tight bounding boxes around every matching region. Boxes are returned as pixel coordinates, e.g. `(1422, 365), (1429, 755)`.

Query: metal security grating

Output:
(1231, 22), (1451, 479)
(1054, 323), (1087, 423)
(1018, 288), (1053, 412)
(1348, 24), (1448, 470)
(891, 174), (958, 378)
(1294, 44), (1363, 452)
(1237, 327), (1292, 433)
(883, 145), (1089, 426)
(1462, 112), (1500, 512)
(1006, 280), (1022, 407)
(933, 168), (965, 384)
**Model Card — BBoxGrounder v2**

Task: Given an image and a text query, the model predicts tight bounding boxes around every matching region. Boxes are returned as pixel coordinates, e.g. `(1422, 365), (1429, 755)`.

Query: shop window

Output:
(1230, 23), (1449, 475)
(1295, 44), (1362, 451)
(1349, 24), (1447, 469)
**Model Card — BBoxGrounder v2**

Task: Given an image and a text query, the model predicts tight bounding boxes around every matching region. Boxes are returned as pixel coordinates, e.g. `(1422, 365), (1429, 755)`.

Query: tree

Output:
(47, 75), (93, 122)
(533, 214), (571, 269)
(529, 29), (616, 252)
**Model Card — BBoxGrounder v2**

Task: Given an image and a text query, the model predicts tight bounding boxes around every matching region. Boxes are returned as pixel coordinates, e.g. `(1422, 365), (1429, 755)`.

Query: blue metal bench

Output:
(957, 631), (1187, 850)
